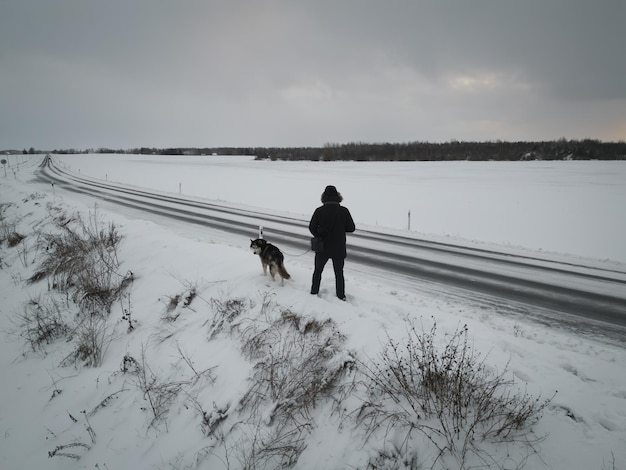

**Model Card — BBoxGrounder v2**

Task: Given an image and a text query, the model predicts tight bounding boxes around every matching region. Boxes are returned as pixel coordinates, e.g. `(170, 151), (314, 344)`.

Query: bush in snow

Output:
(355, 319), (553, 469)
(28, 207), (132, 315)
(13, 206), (133, 367)
(203, 294), (356, 469)
(61, 313), (112, 367)
(13, 296), (70, 352)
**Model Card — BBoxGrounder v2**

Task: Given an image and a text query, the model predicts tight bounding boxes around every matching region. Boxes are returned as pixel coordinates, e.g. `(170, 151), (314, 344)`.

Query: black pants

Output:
(311, 253), (345, 298)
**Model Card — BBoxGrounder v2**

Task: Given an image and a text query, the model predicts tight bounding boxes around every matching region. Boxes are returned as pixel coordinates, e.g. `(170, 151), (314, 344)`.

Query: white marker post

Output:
(259, 226), (264, 239)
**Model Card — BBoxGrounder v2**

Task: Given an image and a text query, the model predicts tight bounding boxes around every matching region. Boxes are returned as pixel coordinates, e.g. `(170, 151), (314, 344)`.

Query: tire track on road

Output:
(38, 155), (626, 339)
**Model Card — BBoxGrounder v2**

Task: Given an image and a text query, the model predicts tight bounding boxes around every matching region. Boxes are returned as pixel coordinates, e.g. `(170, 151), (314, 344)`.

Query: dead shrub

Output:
(14, 296), (70, 351)
(28, 208), (129, 315)
(61, 314), (112, 367)
(234, 307), (354, 468)
(207, 297), (248, 338)
(161, 286), (198, 322)
(355, 320), (553, 469)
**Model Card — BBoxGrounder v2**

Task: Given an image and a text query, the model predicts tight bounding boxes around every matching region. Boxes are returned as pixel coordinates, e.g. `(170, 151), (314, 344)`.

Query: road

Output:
(37, 155), (626, 343)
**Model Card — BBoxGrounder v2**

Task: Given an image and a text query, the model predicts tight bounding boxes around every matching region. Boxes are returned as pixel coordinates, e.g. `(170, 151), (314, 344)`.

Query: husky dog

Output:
(250, 238), (291, 285)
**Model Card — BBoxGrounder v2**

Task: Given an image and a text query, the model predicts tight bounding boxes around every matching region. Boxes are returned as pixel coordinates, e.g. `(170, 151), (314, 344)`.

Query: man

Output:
(309, 185), (356, 300)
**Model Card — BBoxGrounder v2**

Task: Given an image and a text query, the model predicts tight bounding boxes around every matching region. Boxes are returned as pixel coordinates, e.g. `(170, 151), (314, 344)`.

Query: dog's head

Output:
(250, 238), (266, 255)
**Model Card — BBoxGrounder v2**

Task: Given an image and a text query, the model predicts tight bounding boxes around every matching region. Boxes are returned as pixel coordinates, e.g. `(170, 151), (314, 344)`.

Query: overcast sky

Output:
(1, 1), (625, 150)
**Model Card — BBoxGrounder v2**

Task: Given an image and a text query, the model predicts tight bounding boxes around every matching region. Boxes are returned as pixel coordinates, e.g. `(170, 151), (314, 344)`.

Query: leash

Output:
(257, 225), (312, 257)
(281, 247), (312, 257)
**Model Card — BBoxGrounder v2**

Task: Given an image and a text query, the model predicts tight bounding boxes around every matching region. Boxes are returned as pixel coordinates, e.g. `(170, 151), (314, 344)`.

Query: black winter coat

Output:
(309, 202), (355, 258)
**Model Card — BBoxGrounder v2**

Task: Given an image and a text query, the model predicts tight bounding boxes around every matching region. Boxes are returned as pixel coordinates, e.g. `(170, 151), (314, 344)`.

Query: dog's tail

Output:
(278, 263), (291, 280)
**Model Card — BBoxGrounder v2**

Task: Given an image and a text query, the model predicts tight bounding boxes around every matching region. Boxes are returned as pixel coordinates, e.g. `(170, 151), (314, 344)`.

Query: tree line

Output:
(5, 139), (625, 161)
(251, 140), (626, 161)
(125, 139), (626, 161)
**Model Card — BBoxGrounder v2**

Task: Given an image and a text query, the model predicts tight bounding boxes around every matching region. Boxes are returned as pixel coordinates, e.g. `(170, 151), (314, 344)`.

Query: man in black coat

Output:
(309, 185), (356, 300)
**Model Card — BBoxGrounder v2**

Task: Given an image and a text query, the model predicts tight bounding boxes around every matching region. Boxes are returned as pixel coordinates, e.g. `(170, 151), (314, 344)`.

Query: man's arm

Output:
(345, 208), (355, 233)
(309, 209), (320, 236)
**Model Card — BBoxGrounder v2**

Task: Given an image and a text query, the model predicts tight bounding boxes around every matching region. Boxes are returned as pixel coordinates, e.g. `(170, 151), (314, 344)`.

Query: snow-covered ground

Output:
(1, 155), (625, 469)
(52, 153), (626, 264)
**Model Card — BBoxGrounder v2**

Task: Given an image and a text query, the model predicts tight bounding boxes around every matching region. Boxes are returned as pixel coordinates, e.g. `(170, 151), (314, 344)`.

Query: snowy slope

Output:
(1, 156), (625, 469)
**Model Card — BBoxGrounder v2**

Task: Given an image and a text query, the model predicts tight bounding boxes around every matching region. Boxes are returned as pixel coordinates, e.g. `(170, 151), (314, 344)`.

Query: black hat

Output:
(323, 185), (339, 197)
(321, 185), (342, 203)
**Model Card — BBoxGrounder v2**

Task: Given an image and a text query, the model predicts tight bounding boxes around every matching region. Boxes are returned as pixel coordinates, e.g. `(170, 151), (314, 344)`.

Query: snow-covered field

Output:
(1, 154), (625, 469)
(52, 153), (626, 264)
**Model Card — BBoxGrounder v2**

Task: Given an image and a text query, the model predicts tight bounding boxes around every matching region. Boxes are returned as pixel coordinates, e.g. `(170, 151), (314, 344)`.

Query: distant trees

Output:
(4, 140), (625, 161)
(250, 140), (626, 161)
(123, 140), (624, 161)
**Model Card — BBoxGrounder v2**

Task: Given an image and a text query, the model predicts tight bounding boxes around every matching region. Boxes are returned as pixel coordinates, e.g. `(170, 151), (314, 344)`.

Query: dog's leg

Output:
(261, 260), (268, 275)
(277, 262), (290, 286)
(269, 264), (277, 282)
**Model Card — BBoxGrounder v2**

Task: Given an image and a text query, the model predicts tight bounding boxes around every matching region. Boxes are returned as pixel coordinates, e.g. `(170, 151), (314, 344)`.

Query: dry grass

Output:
(355, 320), (553, 469)
(13, 296), (70, 351)
(28, 208), (130, 315)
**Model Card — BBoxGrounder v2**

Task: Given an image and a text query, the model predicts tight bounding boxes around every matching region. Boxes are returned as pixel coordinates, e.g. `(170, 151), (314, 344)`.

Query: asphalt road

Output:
(37, 155), (626, 343)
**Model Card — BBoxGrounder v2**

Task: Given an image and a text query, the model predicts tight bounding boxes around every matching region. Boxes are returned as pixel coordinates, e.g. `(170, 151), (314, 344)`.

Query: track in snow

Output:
(38, 155), (626, 342)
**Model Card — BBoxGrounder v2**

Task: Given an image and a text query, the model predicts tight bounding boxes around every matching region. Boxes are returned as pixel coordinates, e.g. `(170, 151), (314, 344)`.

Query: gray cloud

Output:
(1, 0), (624, 149)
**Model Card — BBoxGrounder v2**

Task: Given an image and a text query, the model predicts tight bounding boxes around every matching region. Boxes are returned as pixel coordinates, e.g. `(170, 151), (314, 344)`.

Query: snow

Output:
(1, 154), (626, 469)
(52, 153), (626, 264)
